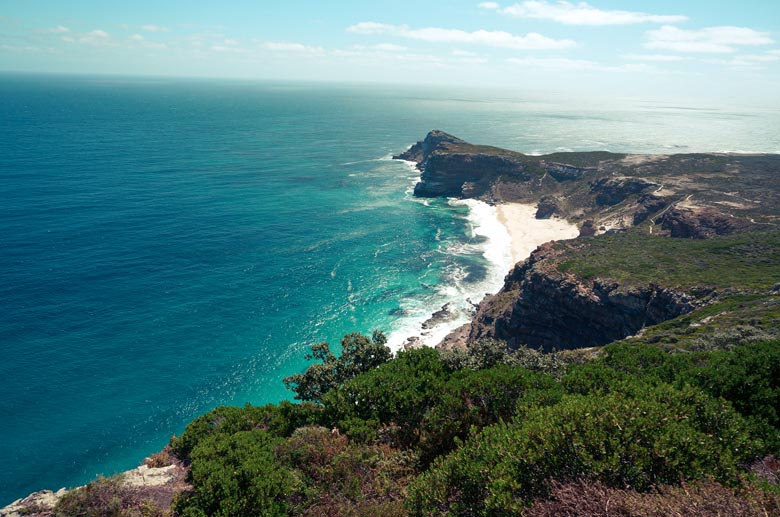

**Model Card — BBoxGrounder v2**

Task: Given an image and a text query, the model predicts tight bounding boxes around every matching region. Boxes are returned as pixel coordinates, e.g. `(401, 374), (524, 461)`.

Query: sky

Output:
(1, 0), (779, 101)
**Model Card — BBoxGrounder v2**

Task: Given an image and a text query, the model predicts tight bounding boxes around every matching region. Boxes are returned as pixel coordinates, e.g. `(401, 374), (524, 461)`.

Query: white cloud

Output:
(372, 43), (408, 52)
(645, 25), (774, 53)
(142, 24), (169, 32)
(347, 22), (399, 35)
(478, 2), (500, 8)
(262, 41), (325, 55)
(498, 1), (687, 25)
(131, 33), (166, 49)
(49, 25), (70, 34)
(507, 56), (653, 73)
(622, 53), (686, 62)
(79, 29), (114, 46)
(769, 49), (780, 56)
(508, 56), (599, 70)
(452, 49), (479, 57)
(347, 22), (575, 50)
(353, 43), (409, 52)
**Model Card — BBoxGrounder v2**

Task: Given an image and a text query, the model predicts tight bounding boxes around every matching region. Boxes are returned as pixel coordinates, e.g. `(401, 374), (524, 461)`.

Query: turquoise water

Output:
(1, 74), (779, 504)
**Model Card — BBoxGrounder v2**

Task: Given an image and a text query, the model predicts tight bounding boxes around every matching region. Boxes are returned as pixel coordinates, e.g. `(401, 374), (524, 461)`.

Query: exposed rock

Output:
(633, 194), (668, 225)
(437, 323), (471, 351)
(591, 176), (658, 206)
(543, 161), (595, 181)
(421, 303), (456, 330)
(414, 152), (530, 198)
(536, 195), (563, 219)
(579, 220), (597, 237)
(0, 489), (66, 516)
(392, 129), (465, 166)
(466, 243), (698, 351)
(657, 207), (753, 238)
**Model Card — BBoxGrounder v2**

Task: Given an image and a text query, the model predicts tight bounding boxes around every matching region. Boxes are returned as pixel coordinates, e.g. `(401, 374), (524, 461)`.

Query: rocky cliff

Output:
(400, 130), (780, 238)
(466, 242), (699, 352)
(398, 131), (780, 351)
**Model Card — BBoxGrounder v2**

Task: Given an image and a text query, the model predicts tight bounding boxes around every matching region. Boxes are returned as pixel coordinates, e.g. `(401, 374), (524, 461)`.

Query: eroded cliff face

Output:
(466, 243), (699, 351)
(414, 152), (530, 198)
(399, 130), (780, 238)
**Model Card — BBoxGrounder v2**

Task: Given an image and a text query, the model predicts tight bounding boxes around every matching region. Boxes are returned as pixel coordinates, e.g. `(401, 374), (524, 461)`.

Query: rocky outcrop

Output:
(590, 177), (658, 206)
(393, 130), (465, 167)
(633, 194), (668, 225)
(536, 195), (563, 219)
(543, 162), (594, 181)
(466, 243), (698, 351)
(414, 152), (530, 198)
(657, 207), (753, 238)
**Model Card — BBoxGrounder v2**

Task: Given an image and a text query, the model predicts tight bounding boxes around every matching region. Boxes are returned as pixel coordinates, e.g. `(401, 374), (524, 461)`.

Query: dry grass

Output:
(525, 479), (780, 517)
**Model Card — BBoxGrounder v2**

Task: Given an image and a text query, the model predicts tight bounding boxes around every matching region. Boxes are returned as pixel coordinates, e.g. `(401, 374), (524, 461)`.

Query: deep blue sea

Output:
(1, 74), (779, 505)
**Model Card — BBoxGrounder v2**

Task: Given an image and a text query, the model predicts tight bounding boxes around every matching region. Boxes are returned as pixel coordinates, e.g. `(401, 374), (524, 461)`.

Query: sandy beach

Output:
(496, 203), (580, 265)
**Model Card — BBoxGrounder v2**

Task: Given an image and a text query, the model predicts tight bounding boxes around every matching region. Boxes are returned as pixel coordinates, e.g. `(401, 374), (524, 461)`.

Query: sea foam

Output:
(385, 197), (512, 351)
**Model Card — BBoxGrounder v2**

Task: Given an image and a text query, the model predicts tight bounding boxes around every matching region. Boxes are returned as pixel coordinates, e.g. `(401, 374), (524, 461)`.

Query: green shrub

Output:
(408, 384), (759, 515)
(284, 332), (391, 402)
(418, 365), (557, 466)
(171, 401), (320, 461)
(175, 430), (291, 517)
(323, 347), (449, 447)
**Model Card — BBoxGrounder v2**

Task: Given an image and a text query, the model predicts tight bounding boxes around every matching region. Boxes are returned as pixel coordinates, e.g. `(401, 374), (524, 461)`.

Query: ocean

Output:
(1, 73), (779, 505)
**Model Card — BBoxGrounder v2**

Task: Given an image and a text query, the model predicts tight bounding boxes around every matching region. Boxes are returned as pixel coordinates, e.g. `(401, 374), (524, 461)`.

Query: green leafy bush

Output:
(284, 332), (391, 402)
(418, 365), (557, 465)
(171, 401), (320, 461)
(323, 347), (449, 446)
(175, 430), (291, 517)
(408, 383), (759, 515)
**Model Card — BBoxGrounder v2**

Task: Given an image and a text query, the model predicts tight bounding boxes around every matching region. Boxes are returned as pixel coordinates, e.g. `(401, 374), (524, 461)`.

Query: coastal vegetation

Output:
(164, 333), (779, 516)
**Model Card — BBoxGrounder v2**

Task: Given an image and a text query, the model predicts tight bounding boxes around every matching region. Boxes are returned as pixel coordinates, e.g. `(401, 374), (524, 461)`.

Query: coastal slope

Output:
(399, 130), (780, 351)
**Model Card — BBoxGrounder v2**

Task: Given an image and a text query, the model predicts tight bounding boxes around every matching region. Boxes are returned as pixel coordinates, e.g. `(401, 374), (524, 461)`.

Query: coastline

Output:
(495, 203), (580, 265)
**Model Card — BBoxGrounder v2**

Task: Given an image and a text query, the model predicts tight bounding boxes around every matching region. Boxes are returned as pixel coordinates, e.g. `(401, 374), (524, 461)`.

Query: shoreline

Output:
(495, 203), (579, 266)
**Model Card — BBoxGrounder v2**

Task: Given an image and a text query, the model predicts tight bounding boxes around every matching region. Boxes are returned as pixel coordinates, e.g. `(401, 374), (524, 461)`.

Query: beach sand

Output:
(496, 203), (579, 265)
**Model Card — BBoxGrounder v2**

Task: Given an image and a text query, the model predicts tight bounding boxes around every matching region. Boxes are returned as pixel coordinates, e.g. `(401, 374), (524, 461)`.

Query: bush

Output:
(171, 401), (320, 461)
(275, 426), (413, 515)
(284, 332), (391, 402)
(323, 347), (449, 447)
(175, 430), (291, 517)
(407, 383), (759, 515)
(418, 365), (557, 466)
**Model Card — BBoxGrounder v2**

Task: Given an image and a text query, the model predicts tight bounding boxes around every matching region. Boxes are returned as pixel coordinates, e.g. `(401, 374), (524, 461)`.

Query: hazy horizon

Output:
(1, 1), (779, 103)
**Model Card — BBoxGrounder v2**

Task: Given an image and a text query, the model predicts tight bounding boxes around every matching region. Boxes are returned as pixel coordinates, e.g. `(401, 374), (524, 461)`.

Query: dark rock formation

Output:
(414, 152), (530, 198)
(536, 195), (563, 219)
(590, 177), (658, 206)
(633, 194), (668, 225)
(657, 207), (753, 238)
(579, 220), (597, 237)
(466, 243), (697, 351)
(543, 161), (594, 182)
(393, 130), (465, 166)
